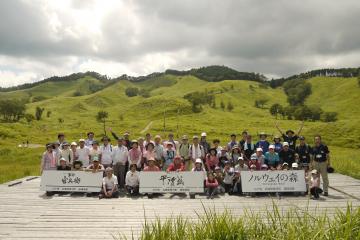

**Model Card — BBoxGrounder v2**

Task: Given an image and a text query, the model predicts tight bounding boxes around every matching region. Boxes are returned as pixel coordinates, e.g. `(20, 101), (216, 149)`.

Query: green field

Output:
(0, 73), (359, 183)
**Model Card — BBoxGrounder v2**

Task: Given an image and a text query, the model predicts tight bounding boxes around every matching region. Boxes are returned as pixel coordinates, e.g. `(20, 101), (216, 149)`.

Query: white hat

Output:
(261, 164), (268, 169)
(283, 142), (289, 146)
(282, 162), (289, 166)
(79, 139), (85, 142)
(201, 132), (207, 137)
(311, 169), (318, 174)
(59, 157), (66, 162)
(256, 148), (263, 152)
(71, 142), (77, 146)
(238, 156), (244, 161)
(292, 163), (299, 168)
(269, 145), (275, 149)
(195, 158), (202, 164)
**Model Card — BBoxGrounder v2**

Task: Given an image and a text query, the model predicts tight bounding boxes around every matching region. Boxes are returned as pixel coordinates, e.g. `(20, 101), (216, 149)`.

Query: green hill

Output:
(0, 70), (360, 182)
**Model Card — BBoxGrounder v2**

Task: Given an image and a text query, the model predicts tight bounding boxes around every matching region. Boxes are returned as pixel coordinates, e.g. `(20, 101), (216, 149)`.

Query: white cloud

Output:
(0, 0), (359, 87)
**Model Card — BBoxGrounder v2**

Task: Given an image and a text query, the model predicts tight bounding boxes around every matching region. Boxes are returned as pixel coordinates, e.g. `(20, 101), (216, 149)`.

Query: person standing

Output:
(275, 121), (304, 150)
(189, 136), (205, 170)
(239, 131), (248, 150)
(77, 139), (91, 167)
(128, 140), (142, 169)
(112, 137), (128, 190)
(85, 132), (95, 148)
(227, 134), (237, 151)
(295, 136), (312, 168)
(154, 135), (164, 169)
(178, 135), (191, 170)
(255, 132), (270, 153)
(100, 136), (113, 169)
(41, 143), (57, 173)
(200, 132), (210, 154)
(311, 135), (330, 196)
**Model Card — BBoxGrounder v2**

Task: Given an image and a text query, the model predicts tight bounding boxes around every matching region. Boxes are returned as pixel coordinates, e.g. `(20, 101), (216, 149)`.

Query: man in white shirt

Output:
(100, 136), (113, 168)
(112, 137), (128, 190)
(189, 136), (205, 170)
(125, 164), (140, 196)
(77, 139), (91, 167)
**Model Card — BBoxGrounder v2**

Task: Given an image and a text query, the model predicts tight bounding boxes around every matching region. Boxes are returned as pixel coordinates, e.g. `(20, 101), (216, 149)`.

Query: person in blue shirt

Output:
(264, 145), (280, 170)
(255, 132), (270, 153)
(273, 135), (283, 153)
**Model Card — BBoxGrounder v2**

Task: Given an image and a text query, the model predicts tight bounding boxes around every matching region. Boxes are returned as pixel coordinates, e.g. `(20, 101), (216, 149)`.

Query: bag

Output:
(327, 166), (335, 173)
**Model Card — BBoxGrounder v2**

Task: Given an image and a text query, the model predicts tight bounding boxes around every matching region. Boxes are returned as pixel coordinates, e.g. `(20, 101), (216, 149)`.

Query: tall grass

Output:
(117, 203), (360, 240)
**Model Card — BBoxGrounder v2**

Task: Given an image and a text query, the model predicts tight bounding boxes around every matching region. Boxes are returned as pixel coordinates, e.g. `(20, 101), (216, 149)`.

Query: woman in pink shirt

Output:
(128, 140), (142, 169)
(41, 143), (57, 173)
(143, 158), (160, 171)
(206, 148), (219, 171)
(310, 169), (323, 199)
(143, 142), (156, 167)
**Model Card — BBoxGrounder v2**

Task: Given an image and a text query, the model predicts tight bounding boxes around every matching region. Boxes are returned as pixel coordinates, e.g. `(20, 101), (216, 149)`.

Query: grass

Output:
(0, 74), (359, 183)
(116, 203), (360, 240)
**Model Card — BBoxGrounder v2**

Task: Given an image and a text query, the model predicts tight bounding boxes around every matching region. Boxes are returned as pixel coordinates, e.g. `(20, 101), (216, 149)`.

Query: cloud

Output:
(0, 0), (359, 87)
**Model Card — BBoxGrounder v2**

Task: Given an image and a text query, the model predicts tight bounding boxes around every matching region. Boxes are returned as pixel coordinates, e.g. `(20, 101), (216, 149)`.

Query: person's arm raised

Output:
(297, 121), (304, 136)
(275, 122), (283, 135)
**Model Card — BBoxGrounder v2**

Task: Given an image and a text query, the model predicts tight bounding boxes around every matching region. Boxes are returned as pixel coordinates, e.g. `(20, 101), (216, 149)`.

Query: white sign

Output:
(139, 172), (204, 193)
(241, 170), (306, 192)
(40, 171), (103, 192)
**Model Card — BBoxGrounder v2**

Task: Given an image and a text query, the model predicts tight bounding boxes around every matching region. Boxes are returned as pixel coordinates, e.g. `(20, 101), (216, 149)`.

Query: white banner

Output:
(40, 171), (103, 192)
(139, 171), (204, 193)
(241, 170), (306, 192)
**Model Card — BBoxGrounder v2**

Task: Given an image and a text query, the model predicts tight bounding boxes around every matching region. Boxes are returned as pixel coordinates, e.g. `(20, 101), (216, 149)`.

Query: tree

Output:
(269, 103), (283, 119)
(220, 100), (225, 111)
(125, 87), (139, 97)
(227, 102), (234, 111)
(321, 112), (338, 122)
(254, 98), (269, 109)
(0, 99), (26, 122)
(58, 118), (64, 124)
(24, 113), (35, 124)
(35, 107), (45, 121)
(46, 110), (52, 118)
(97, 111), (109, 135)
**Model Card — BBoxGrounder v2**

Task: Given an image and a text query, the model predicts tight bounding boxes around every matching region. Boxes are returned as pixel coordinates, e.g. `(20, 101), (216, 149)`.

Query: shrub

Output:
(125, 87), (139, 97)
(322, 112), (338, 122)
(32, 96), (48, 102)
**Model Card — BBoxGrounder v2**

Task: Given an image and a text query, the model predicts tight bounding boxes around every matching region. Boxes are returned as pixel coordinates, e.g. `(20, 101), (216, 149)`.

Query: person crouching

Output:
(99, 167), (119, 199)
(125, 164), (140, 196)
(205, 173), (219, 199)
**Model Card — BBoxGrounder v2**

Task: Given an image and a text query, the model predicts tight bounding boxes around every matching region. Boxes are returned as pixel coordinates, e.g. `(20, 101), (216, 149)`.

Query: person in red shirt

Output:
(167, 156), (185, 172)
(206, 148), (219, 171)
(205, 173), (219, 199)
(143, 158), (160, 172)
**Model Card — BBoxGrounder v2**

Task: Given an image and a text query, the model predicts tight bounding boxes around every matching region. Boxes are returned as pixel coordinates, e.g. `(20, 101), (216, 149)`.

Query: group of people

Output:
(40, 122), (331, 200)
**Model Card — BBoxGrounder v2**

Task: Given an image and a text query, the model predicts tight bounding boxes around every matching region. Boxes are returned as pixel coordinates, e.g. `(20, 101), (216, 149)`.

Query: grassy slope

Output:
(0, 75), (359, 182)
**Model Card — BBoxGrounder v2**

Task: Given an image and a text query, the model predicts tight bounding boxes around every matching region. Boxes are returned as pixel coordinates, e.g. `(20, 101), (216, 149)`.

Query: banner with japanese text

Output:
(139, 171), (204, 193)
(241, 170), (306, 192)
(40, 171), (103, 192)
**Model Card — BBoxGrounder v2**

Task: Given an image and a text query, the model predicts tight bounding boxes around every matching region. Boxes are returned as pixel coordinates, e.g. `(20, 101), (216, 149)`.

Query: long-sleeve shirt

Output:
(264, 152), (280, 167)
(128, 148), (142, 168)
(206, 178), (219, 188)
(206, 154), (219, 170)
(100, 144), (113, 165)
(60, 149), (73, 165)
(77, 146), (90, 167)
(125, 171), (140, 187)
(154, 143), (164, 161)
(189, 144), (204, 160)
(112, 145), (128, 165)
(167, 163), (185, 172)
(41, 151), (57, 171)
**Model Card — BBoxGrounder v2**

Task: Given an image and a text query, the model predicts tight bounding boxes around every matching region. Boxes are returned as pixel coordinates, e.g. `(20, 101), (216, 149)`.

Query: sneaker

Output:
(324, 192), (328, 196)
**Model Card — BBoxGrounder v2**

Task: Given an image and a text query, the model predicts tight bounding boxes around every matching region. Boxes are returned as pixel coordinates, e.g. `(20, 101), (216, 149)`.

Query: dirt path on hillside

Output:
(18, 144), (43, 148)
(140, 121), (153, 134)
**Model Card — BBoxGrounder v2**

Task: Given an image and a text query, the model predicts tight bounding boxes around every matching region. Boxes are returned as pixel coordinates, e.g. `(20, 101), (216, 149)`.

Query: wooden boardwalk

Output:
(0, 173), (360, 240)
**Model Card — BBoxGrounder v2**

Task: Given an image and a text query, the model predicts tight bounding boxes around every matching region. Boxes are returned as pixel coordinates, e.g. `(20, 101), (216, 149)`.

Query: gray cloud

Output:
(0, 0), (359, 87)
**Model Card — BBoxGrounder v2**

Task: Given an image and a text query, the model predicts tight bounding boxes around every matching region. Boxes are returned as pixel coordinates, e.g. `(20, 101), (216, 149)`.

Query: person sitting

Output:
(264, 145), (280, 170)
(260, 164), (268, 171)
(223, 162), (235, 194)
(143, 158), (160, 171)
(248, 155), (261, 170)
(167, 156), (185, 172)
(310, 169), (323, 199)
(251, 148), (265, 166)
(206, 148), (219, 171)
(99, 167), (119, 199)
(205, 173), (219, 199)
(57, 157), (71, 171)
(291, 162), (299, 170)
(214, 166), (225, 193)
(72, 160), (84, 171)
(281, 162), (289, 170)
(218, 147), (230, 168)
(85, 156), (105, 173)
(125, 164), (140, 196)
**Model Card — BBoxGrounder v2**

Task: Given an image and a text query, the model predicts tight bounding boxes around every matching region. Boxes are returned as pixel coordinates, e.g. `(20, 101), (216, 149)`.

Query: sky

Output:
(0, 0), (359, 87)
